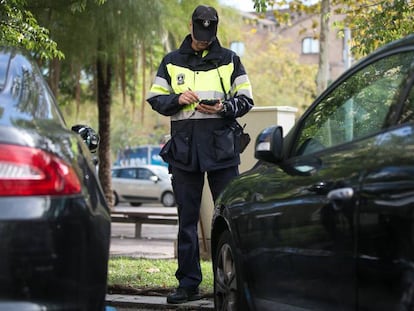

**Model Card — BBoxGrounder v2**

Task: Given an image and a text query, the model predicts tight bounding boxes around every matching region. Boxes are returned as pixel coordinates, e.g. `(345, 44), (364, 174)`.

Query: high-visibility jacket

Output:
(147, 34), (254, 172)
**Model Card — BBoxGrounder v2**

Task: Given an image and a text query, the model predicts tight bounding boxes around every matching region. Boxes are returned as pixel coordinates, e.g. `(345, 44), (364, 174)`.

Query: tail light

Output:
(0, 144), (81, 196)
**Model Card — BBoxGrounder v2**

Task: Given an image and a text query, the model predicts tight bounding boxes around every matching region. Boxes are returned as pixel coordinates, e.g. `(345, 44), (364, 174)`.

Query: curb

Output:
(106, 294), (214, 310)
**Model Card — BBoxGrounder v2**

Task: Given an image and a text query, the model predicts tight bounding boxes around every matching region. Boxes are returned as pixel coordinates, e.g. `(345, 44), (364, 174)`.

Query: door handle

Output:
(327, 187), (354, 200)
(327, 187), (354, 211)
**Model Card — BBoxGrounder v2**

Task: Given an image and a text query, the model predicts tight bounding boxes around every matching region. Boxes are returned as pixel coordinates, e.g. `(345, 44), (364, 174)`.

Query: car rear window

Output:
(0, 52), (10, 91)
(0, 52), (67, 127)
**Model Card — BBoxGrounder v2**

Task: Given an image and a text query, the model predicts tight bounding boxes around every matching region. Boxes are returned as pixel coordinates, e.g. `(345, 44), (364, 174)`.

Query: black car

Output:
(0, 48), (110, 310)
(211, 34), (414, 311)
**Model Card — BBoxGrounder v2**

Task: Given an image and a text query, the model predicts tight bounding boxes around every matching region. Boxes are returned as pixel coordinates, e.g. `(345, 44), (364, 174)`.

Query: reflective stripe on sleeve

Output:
(146, 77), (172, 100)
(232, 74), (253, 99)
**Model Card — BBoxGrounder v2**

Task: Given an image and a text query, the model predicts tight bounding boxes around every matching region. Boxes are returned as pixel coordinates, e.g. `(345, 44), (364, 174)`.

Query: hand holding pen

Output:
(178, 88), (199, 105)
(179, 88), (224, 114)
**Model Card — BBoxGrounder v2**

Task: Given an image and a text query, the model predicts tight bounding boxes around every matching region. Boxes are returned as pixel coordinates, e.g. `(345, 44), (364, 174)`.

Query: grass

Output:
(107, 257), (214, 296)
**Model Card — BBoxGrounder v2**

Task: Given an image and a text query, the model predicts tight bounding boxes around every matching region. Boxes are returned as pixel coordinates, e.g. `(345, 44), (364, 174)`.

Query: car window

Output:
(137, 168), (153, 180)
(398, 75), (414, 124)
(119, 168), (136, 179)
(294, 51), (414, 156)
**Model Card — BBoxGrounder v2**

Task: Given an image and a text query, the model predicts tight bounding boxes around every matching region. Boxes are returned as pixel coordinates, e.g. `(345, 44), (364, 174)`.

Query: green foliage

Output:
(0, 0), (116, 60)
(253, 0), (272, 12)
(108, 98), (170, 158)
(337, 0), (414, 57)
(0, 0), (63, 59)
(57, 0), (318, 161)
(108, 257), (213, 294)
(61, 99), (99, 128)
(61, 95), (170, 162)
(244, 35), (317, 113)
(252, 0), (414, 57)
(69, 0), (106, 13)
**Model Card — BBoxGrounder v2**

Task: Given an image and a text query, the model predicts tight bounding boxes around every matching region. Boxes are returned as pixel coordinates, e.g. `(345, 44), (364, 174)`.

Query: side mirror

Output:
(71, 124), (100, 154)
(150, 175), (159, 183)
(254, 126), (283, 163)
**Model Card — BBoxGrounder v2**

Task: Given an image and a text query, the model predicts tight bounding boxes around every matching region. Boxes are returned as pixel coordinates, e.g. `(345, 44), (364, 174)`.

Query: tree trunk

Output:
(74, 62), (81, 118)
(316, 0), (330, 95)
(96, 56), (113, 208)
(120, 48), (126, 107)
(140, 42), (146, 125)
(49, 58), (61, 98)
(131, 47), (138, 115)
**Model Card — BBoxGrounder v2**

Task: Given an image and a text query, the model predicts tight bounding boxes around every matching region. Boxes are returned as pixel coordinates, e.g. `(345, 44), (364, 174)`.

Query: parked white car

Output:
(111, 165), (176, 207)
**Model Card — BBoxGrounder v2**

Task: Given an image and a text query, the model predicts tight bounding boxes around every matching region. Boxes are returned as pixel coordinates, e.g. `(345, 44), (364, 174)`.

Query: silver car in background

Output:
(111, 165), (176, 207)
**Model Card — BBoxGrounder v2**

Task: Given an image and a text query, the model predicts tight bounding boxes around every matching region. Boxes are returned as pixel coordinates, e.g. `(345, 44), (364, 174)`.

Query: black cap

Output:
(191, 5), (218, 42)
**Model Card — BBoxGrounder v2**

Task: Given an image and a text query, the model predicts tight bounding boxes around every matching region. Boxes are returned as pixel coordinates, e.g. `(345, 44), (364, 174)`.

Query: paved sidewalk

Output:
(110, 222), (177, 258)
(107, 222), (214, 310)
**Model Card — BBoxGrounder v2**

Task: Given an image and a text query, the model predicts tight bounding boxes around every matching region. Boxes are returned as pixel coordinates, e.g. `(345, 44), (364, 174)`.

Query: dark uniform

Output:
(146, 10), (254, 298)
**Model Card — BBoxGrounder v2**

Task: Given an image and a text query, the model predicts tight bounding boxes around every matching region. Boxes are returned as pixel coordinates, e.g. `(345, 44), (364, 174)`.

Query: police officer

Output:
(146, 4), (254, 304)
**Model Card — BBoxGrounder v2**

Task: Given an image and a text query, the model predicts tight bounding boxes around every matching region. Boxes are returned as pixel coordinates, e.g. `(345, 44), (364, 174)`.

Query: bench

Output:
(111, 206), (178, 238)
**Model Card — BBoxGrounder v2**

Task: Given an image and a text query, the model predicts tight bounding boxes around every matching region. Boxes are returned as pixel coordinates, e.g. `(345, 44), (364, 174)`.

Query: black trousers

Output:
(171, 165), (239, 289)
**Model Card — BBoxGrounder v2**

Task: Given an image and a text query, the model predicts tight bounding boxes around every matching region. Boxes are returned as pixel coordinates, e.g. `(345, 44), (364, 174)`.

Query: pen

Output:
(188, 87), (200, 104)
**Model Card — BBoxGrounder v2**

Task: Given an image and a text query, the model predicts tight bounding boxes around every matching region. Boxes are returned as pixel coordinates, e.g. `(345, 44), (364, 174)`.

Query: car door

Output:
(242, 48), (414, 311)
(115, 167), (139, 199)
(135, 167), (160, 201)
(356, 65), (414, 310)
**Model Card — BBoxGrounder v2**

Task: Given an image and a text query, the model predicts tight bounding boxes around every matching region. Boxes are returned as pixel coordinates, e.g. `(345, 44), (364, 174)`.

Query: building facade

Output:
(240, 8), (350, 82)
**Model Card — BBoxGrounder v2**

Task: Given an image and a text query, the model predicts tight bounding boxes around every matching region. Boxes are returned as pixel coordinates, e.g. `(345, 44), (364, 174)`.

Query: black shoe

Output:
(166, 287), (201, 304)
